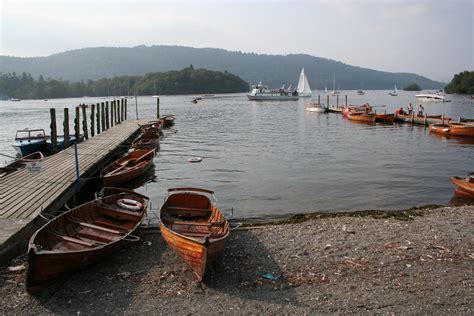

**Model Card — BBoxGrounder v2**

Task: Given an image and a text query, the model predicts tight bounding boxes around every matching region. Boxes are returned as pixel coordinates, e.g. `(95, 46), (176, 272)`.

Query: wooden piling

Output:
(318, 95), (320, 104)
(81, 105), (89, 140)
(101, 102), (106, 130)
(442, 114), (445, 124)
(63, 108), (70, 148)
(424, 113), (427, 126)
(121, 98), (124, 122)
(75, 107), (81, 143)
(336, 95), (339, 108)
(156, 96), (160, 118)
(105, 102), (110, 129)
(345, 95), (348, 107)
(49, 108), (58, 154)
(411, 112), (415, 124)
(124, 98), (128, 120)
(326, 95), (330, 109)
(96, 102), (101, 134)
(111, 101), (114, 127)
(90, 104), (95, 137)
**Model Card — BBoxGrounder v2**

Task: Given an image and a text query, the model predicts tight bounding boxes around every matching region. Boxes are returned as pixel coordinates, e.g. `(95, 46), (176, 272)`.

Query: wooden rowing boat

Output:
(429, 122), (474, 137)
(100, 149), (155, 186)
(141, 120), (163, 137)
(374, 113), (395, 123)
(0, 151), (44, 177)
(132, 134), (160, 150)
(347, 112), (376, 123)
(450, 174), (474, 198)
(160, 187), (230, 281)
(460, 117), (474, 123)
(161, 115), (175, 128)
(342, 104), (371, 117)
(26, 189), (149, 294)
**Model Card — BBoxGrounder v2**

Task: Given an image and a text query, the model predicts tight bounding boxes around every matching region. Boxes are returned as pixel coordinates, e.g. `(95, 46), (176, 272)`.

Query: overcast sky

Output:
(0, 0), (472, 82)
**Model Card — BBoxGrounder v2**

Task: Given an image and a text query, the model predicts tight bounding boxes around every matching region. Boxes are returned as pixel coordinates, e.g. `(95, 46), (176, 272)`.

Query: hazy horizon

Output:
(1, 0), (472, 82)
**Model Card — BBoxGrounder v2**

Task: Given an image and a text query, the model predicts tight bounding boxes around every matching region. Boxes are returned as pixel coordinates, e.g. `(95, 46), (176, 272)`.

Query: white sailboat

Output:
(389, 85), (398, 96)
(324, 86), (328, 94)
(297, 68), (312, 97)
(331, 75), (340, 95)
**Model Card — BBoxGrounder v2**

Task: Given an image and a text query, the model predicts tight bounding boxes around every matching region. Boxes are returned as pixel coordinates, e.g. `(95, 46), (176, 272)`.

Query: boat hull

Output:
(450, 176), (474, 198)
(100, 149), (155, 186)
(247, 95), (299, 101)
(12, 140), (46, 156)
(429, 123), (474, 137)
(347, 113), (376, 123)
(395, 114), (451, 125)
(160, 188), (230, 281)
(26, 190), (149, 293)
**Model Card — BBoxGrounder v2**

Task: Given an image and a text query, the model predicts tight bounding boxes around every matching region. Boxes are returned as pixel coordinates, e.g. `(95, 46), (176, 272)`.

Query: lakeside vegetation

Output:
(0, 66), (249, 100)
(403, 83), (421, 91)
(444, 71), (474, 94)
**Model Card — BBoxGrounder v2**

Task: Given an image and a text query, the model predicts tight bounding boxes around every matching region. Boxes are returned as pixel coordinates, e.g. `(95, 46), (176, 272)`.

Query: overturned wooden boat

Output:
(132, 134), (159, 150)
(0, 151), (44, 177)
(451, 173), (474, 198)
(429, 122), (474, 137)
(26, 189), (149, 294)
(160, 188), (230, 281)
(100, 149), (155, 186)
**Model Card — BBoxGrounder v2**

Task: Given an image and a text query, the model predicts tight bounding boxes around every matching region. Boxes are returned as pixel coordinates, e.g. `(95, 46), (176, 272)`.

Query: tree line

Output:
(0, 66), (250, 100)
(444, 71), (474, 94)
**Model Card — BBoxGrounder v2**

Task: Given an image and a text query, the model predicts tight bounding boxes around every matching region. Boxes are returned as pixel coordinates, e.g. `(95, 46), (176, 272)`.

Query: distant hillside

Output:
(0, 67), (249, 99)
(0, 45), (445, 89)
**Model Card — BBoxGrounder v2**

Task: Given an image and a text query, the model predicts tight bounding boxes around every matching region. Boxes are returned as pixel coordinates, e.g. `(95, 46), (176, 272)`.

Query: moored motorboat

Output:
(459, 117), (474, 123)
(305, 103), (326, 113)
(160, 187), (230, 281)
(100, 149), (155, 186)
(0, 151), (44, 177)
(450, 173), (474, 198)
(429, 122), (474, 137)
(26, 189), (149, 294)
(12, 128), (48, 156)
(161, 115), (176, 127)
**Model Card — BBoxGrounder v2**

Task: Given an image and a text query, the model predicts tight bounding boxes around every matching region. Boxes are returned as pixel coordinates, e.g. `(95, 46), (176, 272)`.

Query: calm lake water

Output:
(1, 90), (473, 218)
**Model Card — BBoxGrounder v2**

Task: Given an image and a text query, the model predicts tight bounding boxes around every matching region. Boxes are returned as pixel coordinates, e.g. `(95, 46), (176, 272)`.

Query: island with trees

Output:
(0, 66), (249, 100)
(444, 71), (474, 94)
(403, 83), (421, 91)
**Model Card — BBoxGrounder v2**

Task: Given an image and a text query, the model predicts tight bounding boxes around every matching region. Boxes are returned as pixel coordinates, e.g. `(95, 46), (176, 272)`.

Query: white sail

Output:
(297, 68), (312, 97)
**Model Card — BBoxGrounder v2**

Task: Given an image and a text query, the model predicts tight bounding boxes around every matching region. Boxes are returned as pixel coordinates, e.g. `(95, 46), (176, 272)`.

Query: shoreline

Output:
(1, 204), (472, 314)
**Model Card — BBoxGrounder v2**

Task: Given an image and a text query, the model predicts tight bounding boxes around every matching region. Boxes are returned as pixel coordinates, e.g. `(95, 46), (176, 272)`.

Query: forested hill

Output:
(0, 45), (444, 90)
(0, 67), (249, 99)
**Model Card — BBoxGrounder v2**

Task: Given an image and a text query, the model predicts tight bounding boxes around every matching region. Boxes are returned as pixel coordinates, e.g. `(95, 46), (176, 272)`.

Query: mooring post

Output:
(121, 98), (124, 122)
(124, 98), (128, 120)
(63, 108), (70, 149)
(424, 113), (427, 126)
(318, 95), (320, 104)
(101, 102), (106, 130)
(74, 142), (81, 193)
(75, 106), (81, 143)
(49, 108), (58, 154)
(111, 101), (115, 127)
(326, 95), (330, 109)
(411, 112), (415, 124)
(90, 104), (95, 137)
(157, 96), (160, 119)
(135, 94), (139, 120)
(81, 105), (89, 140)
(96, 102), (101, 134)
(105, 102), (109, 129)
(336, 95), (339, 108)
(345, 95), (348, 107)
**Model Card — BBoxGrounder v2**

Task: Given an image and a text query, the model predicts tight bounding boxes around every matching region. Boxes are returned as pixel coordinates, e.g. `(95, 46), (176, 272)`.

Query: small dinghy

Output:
(132, 134), (160, 150)
(0, 151), (44, 177)
(26, 189), (149, 294)
(451, 173), (474, 198)
(160, 188), (230, 281)
(305, 103), (326, 113)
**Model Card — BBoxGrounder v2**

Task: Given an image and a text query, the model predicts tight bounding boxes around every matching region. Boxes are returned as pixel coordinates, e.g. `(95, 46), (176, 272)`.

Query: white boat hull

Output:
(247, 95), (299, 101)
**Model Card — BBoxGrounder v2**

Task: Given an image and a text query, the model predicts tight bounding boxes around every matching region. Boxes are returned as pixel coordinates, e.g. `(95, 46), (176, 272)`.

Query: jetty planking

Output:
(0, 117), (149, 265)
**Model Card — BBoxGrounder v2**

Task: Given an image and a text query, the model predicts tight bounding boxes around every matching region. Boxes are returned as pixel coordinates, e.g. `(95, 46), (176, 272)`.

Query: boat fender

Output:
(117, 199), (143, 211)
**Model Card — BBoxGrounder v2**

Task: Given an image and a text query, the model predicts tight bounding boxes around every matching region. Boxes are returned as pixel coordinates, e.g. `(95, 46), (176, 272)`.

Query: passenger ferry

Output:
(247, 82), (299, 101)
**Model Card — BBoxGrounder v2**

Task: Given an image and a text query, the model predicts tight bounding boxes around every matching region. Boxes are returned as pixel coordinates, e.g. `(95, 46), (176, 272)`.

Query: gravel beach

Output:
(0, 205), (472, 314)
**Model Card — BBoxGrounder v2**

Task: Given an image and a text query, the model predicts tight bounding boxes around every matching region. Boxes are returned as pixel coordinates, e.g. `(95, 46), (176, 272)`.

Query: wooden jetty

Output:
(0, 109), (149, 265)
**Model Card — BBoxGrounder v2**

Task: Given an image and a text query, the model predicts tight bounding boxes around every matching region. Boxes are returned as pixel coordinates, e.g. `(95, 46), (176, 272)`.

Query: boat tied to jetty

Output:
(247, 82), (299, 101)
(26, 188), (149, 294)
